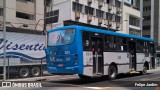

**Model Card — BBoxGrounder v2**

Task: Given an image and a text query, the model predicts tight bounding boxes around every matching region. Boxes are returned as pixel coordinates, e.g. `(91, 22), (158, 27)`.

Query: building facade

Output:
(45, 0), (142, 35)
(143, 0), (160, 56)
(0, 0), (44, 31)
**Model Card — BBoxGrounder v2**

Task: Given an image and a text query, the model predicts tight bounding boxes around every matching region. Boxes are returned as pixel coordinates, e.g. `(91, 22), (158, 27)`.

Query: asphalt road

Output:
(1, 69), (160, 90)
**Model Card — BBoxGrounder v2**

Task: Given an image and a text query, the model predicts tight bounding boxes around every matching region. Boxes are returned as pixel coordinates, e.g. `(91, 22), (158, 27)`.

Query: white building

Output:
(0, 0), (44, 31)
(45, 0), (142, 35)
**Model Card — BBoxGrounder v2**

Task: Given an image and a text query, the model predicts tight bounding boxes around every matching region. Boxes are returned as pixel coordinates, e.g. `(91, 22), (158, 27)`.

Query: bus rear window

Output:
(48, 29), (75, 46)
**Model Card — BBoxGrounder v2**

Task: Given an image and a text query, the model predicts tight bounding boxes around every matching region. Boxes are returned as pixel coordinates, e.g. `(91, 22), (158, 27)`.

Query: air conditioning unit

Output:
(108, 21), (112, 26)
(87, 15), (92, 22)
(98, 18), (103, 24)
(75, 12), (80, 19)
(88, 0), (92, 4)
(117, 8), (122, 14)
(98, 1), (103, 7)
(116, 23), (120, 28)
(108, 4), (112, 10)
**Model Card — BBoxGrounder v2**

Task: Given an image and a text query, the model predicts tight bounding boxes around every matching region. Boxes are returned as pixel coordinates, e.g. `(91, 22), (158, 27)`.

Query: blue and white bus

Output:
(45, 25), (155, 80)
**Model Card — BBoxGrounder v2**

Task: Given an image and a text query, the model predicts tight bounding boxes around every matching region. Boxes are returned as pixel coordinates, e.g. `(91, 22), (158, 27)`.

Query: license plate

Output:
(58, 64), (63, 67)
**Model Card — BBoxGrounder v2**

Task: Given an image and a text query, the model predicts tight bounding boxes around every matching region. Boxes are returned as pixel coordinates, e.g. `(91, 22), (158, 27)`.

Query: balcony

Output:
(75, 12), (80, 19)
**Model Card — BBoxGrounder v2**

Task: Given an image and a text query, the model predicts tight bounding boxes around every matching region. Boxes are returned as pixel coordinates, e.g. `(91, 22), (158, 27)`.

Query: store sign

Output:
(124, 0), (132, 5)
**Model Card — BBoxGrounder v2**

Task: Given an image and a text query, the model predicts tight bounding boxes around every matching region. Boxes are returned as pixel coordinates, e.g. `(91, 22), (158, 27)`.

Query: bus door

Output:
(150, 44), (155, 69)
(91, 37), (103, 75)
(128, 42), (137, 71)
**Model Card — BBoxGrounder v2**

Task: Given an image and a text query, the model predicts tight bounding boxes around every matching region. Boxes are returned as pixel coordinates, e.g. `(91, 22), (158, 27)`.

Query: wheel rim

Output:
(21, 69), (28, 77)
(33, 68), (39, 76)
(110, 67), (116, 78)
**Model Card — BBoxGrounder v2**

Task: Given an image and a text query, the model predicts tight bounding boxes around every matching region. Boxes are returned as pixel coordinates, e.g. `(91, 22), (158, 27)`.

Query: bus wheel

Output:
(108, 65), (117, 80)
(19, 67), (29, 78)
(78, 74), (91, 80)
(140, 66), (147, 75)
(31, 67), (41, 77)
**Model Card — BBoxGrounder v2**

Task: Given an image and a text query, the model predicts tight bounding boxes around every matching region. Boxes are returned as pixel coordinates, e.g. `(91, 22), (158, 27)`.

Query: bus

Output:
(45, 25), (155, 80)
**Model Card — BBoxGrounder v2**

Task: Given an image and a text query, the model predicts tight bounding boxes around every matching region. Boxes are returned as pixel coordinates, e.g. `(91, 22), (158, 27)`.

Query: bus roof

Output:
(48, 25), (154, 42)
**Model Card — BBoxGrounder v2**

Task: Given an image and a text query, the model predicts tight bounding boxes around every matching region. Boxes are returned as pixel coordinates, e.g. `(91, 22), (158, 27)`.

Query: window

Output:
(45, 10), (59, 24)
(116, 15), (121, 22)
(105, 35), (127, 52)
(96, 10), (104, 18)
(116, 0), (121, 8)
(108, 13), (113, 21)
(143, 6), (151, 11)
(122, 38), (128, 51)
(143, 25), (150, 30)
(106, 12), (109, 20)
(105, 35), (117, 51)
(137, 40), (144, 52)
(73, 2), (83, 12)
(82, 31), (91, 51)
(85, 6), (94, 15)
(0, 8), (3, 16)
(129, 16), (140, 27)
(48, 29), (75, 46)
(106, 0), (110, 4)
(143, 16), (151, 21)
(16, 12), (34, 20)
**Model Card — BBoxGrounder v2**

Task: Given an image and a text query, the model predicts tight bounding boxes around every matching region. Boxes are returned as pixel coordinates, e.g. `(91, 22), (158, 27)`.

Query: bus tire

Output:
(140, 65), (147, 75)
(78, 74), (91, 80)
(31, 67), (41, 77)
(19, 67), (29, 78)
(108, 65), (117, 80)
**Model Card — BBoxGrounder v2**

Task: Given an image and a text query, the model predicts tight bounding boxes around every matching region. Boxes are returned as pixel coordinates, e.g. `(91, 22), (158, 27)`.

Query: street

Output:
(1, 68), (160, 90)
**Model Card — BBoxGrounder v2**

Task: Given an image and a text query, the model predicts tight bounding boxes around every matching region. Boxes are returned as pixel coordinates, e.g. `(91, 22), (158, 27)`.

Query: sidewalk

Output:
(1, 67), (160, 82)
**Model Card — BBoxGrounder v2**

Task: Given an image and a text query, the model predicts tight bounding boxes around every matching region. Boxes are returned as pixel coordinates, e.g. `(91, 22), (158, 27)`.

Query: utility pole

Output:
(44, 0), (47, 32)
(3, 0), (7, 81)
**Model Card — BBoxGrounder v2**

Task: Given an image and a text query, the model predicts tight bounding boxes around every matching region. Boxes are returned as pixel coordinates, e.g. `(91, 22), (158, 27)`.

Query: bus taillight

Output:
(75, 54), (78, 60)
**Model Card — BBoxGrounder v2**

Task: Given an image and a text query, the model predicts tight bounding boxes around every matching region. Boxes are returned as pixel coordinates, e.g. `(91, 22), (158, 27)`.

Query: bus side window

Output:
(122, 38), (128, 51)
(105, 35), (110, 51)
(137, 40), (144, 53)
(116, 36), (122, 51)
(82, 31), (91, 51)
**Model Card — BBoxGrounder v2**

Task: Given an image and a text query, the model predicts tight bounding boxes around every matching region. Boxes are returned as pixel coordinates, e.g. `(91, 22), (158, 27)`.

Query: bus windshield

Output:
(48, 29), (75, 46)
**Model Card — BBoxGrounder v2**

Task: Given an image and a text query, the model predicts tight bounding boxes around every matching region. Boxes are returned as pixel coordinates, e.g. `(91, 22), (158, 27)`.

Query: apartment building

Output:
(120, 0), (142, 36)
(143, 0), (160, 56)
(45, 0), (142, 35)
(0, 0), (44, 31)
